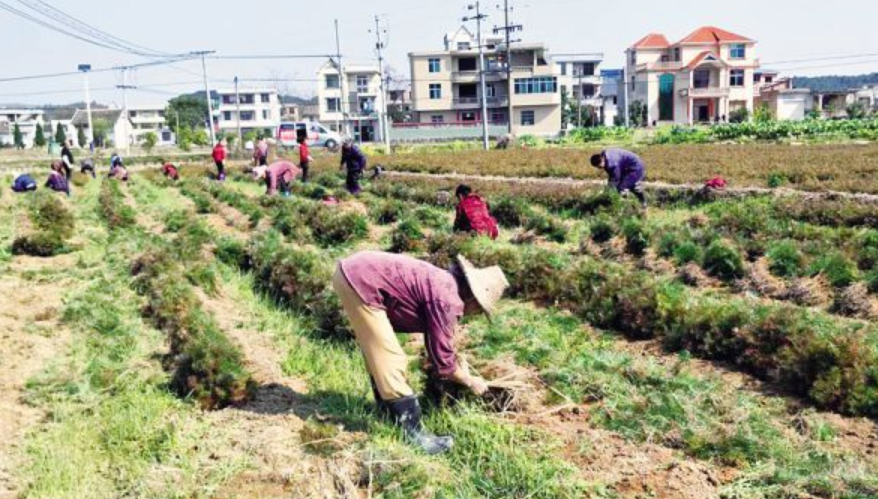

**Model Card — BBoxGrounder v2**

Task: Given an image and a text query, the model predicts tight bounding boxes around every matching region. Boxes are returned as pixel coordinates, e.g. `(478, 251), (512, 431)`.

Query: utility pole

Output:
(577, 69), (583, 129)
(494, 0), (522, 134)
(78, 64), (94, 149)
(372, 15), (391, 153)
(465, 2), (490, 150)
(117, 67), (136, 156)
(334, 20), (350, 139)
(234, 76), (243, 152)
(623, 64), (630, 127)
(193, 50), (217, 145)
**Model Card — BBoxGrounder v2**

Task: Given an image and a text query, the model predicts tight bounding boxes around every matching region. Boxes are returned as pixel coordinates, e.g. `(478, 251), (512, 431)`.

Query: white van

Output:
(277, 121), (342, 151)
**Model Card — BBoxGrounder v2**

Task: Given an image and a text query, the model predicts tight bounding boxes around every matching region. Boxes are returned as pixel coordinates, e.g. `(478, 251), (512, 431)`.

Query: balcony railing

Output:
(680, 86), (731, 97)
(637, 61), (684, 72)
(452, 96), (509, 107)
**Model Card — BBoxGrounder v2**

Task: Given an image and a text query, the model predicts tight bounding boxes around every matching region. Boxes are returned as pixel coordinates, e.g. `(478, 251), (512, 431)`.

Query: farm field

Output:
(1, 155), (877, 499)
(370, 143), (878, 194)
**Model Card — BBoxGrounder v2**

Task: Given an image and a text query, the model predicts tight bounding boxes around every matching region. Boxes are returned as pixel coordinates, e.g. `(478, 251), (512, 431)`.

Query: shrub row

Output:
(427, 235), (878, 417)
(129, 217), (254, 409)
(98, 179), (137, 231)
(11, 191), (75, 257)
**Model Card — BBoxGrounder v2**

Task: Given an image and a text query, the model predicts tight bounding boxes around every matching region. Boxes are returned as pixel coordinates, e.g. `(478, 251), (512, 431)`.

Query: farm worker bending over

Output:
(161, 162), (180, 181)
(339, 139), (367, 195)
(297, 136), (313, 183)
(11, 173), (37, 193)
(110, 153), (123, 172)
(590, 148), (647, 207)
(212, 139), (227, 181)
(256, 161), (300, 196)
(60, 140), (74, 179)
(332, 251), (509, 455)
(80, 159), (96, 178)
(453, 184), (499, 240)
(46, 161), (70, 196)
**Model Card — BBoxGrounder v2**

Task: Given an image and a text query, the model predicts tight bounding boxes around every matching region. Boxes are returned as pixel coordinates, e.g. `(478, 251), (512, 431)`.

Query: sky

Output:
(1, 0), (876, 107)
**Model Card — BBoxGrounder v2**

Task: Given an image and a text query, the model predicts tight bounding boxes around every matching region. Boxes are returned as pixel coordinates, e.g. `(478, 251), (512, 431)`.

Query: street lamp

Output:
(78, 64), (94, 150)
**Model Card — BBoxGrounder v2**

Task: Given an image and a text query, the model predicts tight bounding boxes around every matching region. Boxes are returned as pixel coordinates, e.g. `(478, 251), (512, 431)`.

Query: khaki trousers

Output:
(332, 266), (414, 401)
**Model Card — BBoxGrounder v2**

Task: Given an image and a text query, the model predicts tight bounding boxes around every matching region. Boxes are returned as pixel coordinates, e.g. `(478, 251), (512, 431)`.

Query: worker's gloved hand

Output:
(468, 376), (489, 396)
(449, 366), (489, 396)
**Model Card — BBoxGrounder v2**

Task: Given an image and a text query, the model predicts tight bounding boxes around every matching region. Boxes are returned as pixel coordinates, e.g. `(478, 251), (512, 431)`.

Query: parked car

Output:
(277, 121), (342, 151)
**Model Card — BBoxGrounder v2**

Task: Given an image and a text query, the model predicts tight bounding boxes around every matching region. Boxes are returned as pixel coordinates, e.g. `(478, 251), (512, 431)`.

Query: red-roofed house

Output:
(625, 26), (759, 125)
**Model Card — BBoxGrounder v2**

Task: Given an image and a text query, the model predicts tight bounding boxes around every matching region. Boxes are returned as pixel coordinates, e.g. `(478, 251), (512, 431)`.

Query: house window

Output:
(429, 58), (441, 73)
(765, 76), (774, 84)
(514, 77), (557, 94)
(631, 76), (636, 91)
(582, 84), (596, 98)
(674, 47), (681, 62)
(520, 110), (535, 126)
(730, 44), (746, 60)
(560, 63), (567, 76)
(240, 111), (255, 121)
(429, 84), (442, 99)
(461, 111), (477, 122)
(326, 98), (340, 112)
(693, 70), (711, 89)
(486, 83), (496, 98)
(431, 115), (444, 124)
(223, 111), (233, 121)
(357, 75), (369, 93)
(490, 110), (506, 123)
(325, 75), (340, 89)
(260, 93), (270, 103)
(262, 110), (270, 120)
(240, 94), (254, 104)
(457, 42), (471, 51)
(458, 57), (477, 72)
(629, 50), (637, 65)
(730, 69), (745, 87)
(223, 95), (235, 104)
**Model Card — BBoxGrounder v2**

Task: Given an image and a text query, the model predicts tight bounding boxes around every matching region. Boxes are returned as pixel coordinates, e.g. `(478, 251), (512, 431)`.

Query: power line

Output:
(764, 52), (878, 66)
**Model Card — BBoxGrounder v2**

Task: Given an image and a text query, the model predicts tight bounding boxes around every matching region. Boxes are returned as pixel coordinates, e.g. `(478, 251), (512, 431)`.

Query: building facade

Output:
(215, 88), (282, 138)
(409, 26), (562, 137)
(557, 56), (604, 128)
(626, 26), (760, 125)
(316, 61), (384, 142)
(129, 106), (175, 145)
(0, 109), (45, 148)
(70, 109), (133, 149)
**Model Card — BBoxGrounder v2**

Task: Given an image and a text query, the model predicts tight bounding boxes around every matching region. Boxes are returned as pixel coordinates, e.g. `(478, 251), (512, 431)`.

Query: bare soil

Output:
(0, 255), (75, 499)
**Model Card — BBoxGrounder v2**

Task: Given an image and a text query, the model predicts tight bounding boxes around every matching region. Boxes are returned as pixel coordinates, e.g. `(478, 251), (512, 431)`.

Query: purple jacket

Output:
(602, 148), (645, 192)
(45, 172), (69, 195)
(340, 145), (367, 173)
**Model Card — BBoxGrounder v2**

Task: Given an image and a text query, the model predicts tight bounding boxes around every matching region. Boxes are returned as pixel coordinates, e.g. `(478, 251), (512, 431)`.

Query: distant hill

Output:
(793, 73), (878, 92)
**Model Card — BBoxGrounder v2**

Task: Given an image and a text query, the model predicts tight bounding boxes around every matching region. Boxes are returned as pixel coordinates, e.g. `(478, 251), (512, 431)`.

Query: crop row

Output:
(196, 175), (878, 417)
(99, 179), (255, 409)
(11, 191), (75, 257)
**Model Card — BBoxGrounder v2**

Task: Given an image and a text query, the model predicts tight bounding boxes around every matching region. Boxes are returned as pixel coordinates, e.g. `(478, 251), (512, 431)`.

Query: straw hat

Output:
(455, 255), (509, 317)
(252, 165), (268, 180)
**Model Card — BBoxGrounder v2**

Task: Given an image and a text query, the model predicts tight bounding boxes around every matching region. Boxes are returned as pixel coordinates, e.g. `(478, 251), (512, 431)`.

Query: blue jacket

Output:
(602, 148), (645, 191)
(340, 146), (367, 173)
(12, 174), (37, 192)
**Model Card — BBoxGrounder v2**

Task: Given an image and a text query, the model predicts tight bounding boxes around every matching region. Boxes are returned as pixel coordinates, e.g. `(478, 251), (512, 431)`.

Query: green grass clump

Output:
(866, 269), (878, 294)
(389, 218), (426, 253)
(373, 199), (407, 225)
(809, 252), (858, 288)
(703, 239), (745, 281)
(311, 206), (369, 247)
(491, 197), (532, 228)
(178, 181), (216, 214)
(767, 240), (805, 277)
(673, 241), (703, 265)
(98, 180), (136, 231)
(622, 218), (650, 256)
(589, 216), (616, 243)
(163, 209), (191, 232)
(11, 192), (75, 257)
(11, 232), (68, 257)
(525, 214), (568, 243)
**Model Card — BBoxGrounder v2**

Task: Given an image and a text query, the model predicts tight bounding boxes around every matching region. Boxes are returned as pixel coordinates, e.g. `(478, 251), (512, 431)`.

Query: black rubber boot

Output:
(386, 395), (454, 455)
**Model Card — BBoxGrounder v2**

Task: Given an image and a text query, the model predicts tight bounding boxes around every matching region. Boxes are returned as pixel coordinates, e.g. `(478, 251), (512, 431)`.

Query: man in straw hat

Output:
(254, 160), (301, 197)
(332, 251), (509, 455)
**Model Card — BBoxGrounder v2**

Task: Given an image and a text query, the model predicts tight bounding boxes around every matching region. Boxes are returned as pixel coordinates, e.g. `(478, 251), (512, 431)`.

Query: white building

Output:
(70, 109), (133, 149)
(556, 55), (605, 129)
(317, 61), (385, 142)
(0, 109), (45, 148)
(215, 88), (282, 138)
(128, 106), (174, 145)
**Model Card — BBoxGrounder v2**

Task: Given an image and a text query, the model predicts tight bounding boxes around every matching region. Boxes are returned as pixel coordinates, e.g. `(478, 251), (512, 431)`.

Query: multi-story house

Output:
(316, 61), (384, 142)
(215, 88), (282, 138)
(0, 108), (45, 148)
(70, 109), (133, 149)
(409, 26), (562, 137)
(600, 69), (625, 127)
(129, 106), (175, 146)
(626, 26), (760, 125)
(557, 55), (604, 128)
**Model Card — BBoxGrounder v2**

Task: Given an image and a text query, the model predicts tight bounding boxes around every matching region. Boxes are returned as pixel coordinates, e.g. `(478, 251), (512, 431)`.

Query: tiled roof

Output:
(686, 51), (728, 69)
(631, 33), (671, 49)
(678, 26), (753, 44)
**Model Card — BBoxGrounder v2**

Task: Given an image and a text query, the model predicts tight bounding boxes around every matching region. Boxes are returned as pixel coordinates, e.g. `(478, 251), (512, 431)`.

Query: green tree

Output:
(191, 128), (210, 146)
(92, 119), (110, 148)
(142, 131), (158, 153)
(33, 123), (46, 147)
(628, 100), (647, 127)
(729, 107), (750, 123)
(77, 127), (87, 148)
(55, 123), (67, 145)
(846, 101), (868, 120)
(165, 95), (209, 134)
(13, 123), (24, 149)
(753, 103), (773, 123)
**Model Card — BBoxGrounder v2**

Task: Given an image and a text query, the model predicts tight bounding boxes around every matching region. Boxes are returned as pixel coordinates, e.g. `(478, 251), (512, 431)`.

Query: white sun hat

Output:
(455, 254), (510, 317)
